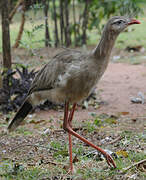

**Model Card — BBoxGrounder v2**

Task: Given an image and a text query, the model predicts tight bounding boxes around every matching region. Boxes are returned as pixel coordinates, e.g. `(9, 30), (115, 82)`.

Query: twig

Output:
(43, 160), (64, 166)
(105, 136), (123, 145)
(53, 129), (64, 132)
(62, 169), (72, 180)
(9, 144), (58, 153)
(122, 159), (146, 172)
(53, 127), (82, 133)
(9, 0), (24, 22)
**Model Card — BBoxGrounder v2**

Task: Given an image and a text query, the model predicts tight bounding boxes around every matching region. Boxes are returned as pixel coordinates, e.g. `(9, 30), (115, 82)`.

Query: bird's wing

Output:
(28, 50), (83, 94)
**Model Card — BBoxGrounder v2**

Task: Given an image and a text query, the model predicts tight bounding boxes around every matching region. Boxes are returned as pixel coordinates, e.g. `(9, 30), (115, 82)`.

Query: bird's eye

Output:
(115, 20), (123, 25)
(118, 20), (123, 24)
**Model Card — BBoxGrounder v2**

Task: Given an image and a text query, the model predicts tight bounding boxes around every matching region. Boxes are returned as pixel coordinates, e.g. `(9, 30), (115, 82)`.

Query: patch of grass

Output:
(73, 149), (145, 179)
(1, 153), (145, 180)
(15, 127), (33, 135)
(0, 160), (57, 180)
(83, 113), (117, 133)
(0, 101), (145, 179)
(0, 127), (145, 179)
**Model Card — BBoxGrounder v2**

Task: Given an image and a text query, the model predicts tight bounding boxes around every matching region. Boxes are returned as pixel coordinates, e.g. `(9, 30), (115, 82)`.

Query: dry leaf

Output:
(121, 112), (129, 115)
(29, 119), (46, 124)
(116, 150), (128, 158)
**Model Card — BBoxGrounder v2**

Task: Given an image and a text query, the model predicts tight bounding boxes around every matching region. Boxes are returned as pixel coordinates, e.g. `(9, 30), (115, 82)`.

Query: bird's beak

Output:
(128, 19), (141, 25)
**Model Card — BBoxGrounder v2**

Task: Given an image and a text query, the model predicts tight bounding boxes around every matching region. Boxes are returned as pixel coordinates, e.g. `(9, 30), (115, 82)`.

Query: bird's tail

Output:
(8, 100), (33, 132)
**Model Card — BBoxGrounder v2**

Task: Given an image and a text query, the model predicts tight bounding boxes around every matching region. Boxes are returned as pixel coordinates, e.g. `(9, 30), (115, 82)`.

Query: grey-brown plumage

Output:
(8, 100), (33, 131)
(8, 16), (140, 132)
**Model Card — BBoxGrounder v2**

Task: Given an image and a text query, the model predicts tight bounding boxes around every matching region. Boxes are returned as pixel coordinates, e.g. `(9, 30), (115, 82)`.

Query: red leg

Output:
(67, 126), (116, 168)
(68, 133), (73, 172)
(63, 103), (116, 169)
(63, 102), (75, 173)
(67, 103), (77, 172)
(68, 103), (77, 127)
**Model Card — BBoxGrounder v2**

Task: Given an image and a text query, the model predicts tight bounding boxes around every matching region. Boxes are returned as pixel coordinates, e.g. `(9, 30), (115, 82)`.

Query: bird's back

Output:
(27, 49), (99, 103)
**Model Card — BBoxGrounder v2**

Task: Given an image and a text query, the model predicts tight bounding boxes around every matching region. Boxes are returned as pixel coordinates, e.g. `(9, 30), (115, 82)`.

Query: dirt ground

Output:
(96, 62), (146, 116)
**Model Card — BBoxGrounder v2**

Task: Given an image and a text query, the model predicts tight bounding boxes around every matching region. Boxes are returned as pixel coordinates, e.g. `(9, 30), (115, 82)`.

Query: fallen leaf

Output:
(132, 118), (137, 123)
(73, 155), (79, 163)
(121, 112), (129, 115)
(116, 150), (128, 158)
(29, 119), (46, 124)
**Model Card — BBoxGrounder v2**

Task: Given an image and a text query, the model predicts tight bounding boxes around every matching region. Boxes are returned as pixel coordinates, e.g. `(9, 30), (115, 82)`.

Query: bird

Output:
(8, 16), (140, 172)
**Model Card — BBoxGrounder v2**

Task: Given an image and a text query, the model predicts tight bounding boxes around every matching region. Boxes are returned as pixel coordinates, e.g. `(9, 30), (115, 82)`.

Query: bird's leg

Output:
(63, 104), (116, 168)
(64, 101), (69, 127)
(67, 103), (77, 173)
(63, 102), (73, 173)
(68, 127), (116, 168)
(68, 132), (73, 172)
(68, 103), (77, 127)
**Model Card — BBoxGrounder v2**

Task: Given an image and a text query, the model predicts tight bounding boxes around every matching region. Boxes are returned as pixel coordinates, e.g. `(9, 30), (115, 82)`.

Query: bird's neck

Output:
(93, 29), (118, 61)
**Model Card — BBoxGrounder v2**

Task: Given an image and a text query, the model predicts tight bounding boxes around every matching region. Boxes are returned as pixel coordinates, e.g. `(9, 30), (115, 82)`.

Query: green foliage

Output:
(0, 0), (144, 52)
(19, 24), (44, 55)
(88, 0), (143, 32)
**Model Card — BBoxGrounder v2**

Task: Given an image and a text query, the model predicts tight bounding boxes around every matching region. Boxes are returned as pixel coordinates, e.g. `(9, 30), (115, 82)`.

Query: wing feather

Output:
(29, 50), (83, 94)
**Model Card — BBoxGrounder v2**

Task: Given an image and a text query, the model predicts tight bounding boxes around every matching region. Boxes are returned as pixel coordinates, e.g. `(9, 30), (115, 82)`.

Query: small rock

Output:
(131, 97), (143, 104)
(28, 115), (33, 118)
(2, 150), (6, 153)
(113, 55), (120, 61)
(131, 92), (145, 104)
(42, 128), (51, 135)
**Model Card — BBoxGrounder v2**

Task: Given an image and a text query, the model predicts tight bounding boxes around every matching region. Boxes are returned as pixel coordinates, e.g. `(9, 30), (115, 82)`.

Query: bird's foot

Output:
(65, 166), (74, 175)
(103, 152), (116, 168)
(68, 168), (73, 174)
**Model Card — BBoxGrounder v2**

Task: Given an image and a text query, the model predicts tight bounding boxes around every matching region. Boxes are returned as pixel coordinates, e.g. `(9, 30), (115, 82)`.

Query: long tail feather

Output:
(8, 100), (33, 132)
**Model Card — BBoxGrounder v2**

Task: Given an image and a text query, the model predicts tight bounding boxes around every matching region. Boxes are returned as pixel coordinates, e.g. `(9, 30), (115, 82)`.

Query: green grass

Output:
(0, 112), (145, 179)
(0, 162), (54, 180)
(0, 140), (145, 179)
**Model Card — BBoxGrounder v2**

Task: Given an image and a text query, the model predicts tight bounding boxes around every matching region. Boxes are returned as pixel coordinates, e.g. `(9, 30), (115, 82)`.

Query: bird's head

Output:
(106, 16), (140, 34)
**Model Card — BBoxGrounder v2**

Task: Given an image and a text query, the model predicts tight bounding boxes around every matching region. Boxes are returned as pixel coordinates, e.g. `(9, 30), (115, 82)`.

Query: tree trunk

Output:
(1, 0), (11, 102)
(43, 0), (51, 47)
(72, 0), (77, 46)
(59, 0), (64, 45)
(64, 0), (71, 47)
(76, 14), (81, 46)
(82, 0), (89, 45)
(1, 0), (11, 70)
(13, 1), (26, 48)
(0, 71), (2, 89)
(52, 0), (59, 47)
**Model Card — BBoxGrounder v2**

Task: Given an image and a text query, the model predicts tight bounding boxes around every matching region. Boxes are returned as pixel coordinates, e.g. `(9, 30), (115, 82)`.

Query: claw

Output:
(104, 153), (116, 168)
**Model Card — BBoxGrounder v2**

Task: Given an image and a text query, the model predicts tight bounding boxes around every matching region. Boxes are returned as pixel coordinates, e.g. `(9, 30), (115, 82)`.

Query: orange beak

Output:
(128, 19), (141, 25)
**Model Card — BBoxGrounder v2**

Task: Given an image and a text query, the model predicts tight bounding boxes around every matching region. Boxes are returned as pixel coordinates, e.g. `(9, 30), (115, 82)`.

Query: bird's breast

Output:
(58, 69), (99, 103)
